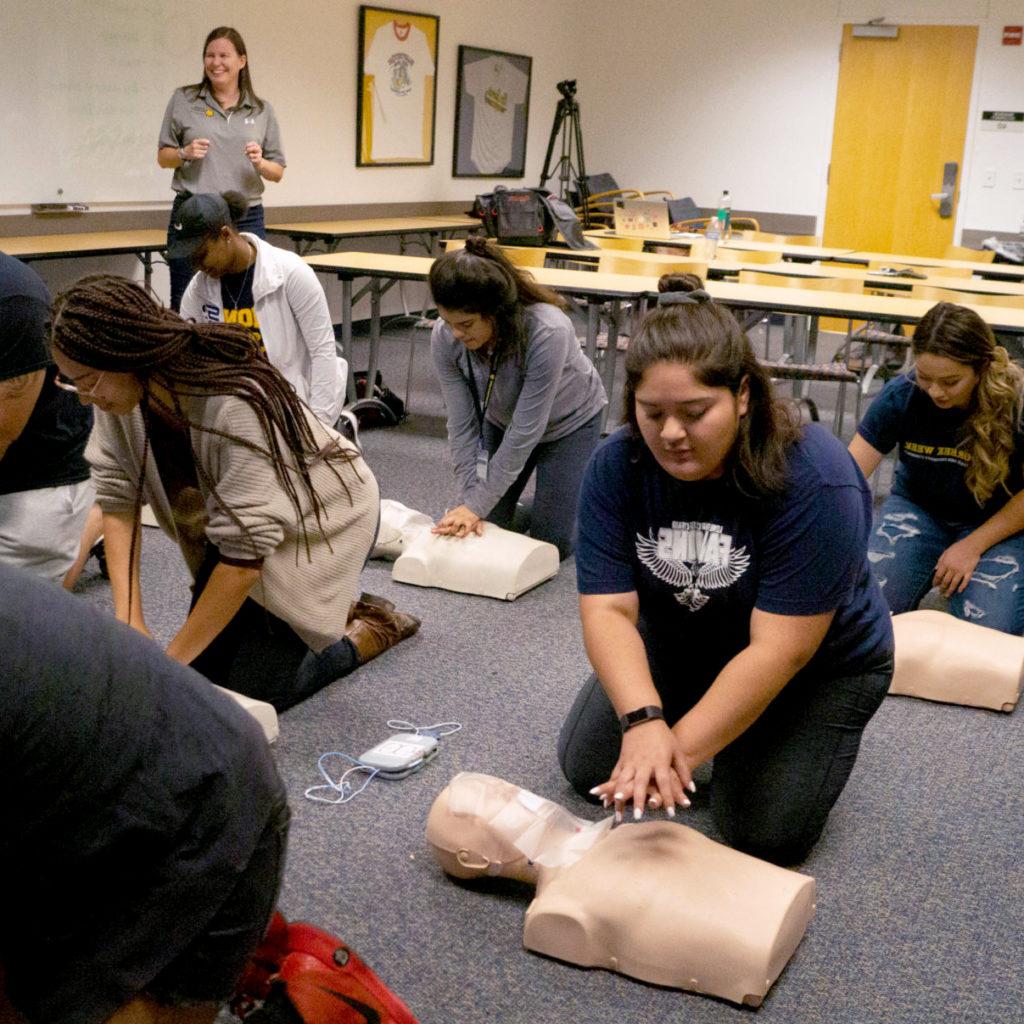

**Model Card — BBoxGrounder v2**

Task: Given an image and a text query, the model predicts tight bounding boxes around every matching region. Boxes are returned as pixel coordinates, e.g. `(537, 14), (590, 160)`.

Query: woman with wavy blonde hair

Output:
(850, 301), (1024, 634)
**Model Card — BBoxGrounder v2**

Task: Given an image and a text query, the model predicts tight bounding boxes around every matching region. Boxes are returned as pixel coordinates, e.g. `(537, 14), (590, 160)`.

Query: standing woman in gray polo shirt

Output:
(429, 238), (607, 559)
(158, 27), (285, 310)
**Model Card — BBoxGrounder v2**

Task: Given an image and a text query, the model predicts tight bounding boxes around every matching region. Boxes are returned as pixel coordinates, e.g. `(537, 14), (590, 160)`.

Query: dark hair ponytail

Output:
(428, 237), (566, 364)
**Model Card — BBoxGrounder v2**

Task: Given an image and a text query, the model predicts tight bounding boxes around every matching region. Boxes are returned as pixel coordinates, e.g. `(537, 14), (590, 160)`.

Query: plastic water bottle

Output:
(704, 215), (721, 258)
(716, 190), (732, 240)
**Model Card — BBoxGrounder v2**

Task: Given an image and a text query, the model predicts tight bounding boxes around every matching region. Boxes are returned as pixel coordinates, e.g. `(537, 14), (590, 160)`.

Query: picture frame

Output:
(357, 5), (439, 166)
(453, 45), (532, 178)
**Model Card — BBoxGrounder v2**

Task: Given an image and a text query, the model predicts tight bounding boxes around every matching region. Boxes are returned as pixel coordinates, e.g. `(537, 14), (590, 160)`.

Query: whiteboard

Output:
(1, 0), (196, 206)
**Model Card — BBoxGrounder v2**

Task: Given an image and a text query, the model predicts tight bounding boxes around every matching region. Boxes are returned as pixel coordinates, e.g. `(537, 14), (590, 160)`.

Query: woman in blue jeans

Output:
(429, 237), (607, 558)
(850, 302), (1024, 635)
(558, 274), (893, 866)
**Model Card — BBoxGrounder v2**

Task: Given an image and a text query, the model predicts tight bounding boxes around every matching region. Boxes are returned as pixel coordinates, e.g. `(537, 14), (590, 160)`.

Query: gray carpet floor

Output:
(73, 320), (1024, 1024)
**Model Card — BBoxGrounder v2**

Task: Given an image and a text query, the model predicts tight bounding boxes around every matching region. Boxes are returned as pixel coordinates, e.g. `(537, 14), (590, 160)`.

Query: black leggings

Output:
(558, 656), (893, 865)
(187, 550), (358, 713)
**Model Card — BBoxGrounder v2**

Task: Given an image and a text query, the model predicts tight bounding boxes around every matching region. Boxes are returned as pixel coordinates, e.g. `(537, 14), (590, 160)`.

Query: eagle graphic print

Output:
(636, 521), (751, 611)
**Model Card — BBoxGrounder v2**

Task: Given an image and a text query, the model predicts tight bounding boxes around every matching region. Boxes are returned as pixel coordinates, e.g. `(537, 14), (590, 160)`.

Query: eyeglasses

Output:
(54, 371), (104, 397)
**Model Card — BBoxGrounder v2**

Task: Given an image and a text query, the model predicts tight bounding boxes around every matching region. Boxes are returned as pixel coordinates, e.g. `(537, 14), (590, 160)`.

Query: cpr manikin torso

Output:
(890, 609), (1023, 712)
(425, 773), (816, 1006)
(392, 524), (559, 600)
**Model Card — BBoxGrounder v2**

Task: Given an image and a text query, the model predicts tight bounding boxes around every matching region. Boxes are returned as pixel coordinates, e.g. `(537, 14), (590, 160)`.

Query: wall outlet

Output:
(1013, 172), (1024, 190)
(983, 168), (997, 188)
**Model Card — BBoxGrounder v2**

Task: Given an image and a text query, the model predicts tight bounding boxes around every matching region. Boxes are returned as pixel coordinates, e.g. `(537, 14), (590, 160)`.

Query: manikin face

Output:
(913, 352), (979, 410)
(436, 305), (495, 351)
(53, 351), (144, 417)
(634, 361), (749, 482)
(204, 37), (246, 92)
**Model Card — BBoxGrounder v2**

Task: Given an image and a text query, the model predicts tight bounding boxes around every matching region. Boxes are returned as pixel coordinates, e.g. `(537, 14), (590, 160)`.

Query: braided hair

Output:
(50, 274), (356, 574)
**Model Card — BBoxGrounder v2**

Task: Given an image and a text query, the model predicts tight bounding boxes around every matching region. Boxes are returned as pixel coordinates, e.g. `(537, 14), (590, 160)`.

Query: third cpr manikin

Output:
(425, 772), (816, 1006)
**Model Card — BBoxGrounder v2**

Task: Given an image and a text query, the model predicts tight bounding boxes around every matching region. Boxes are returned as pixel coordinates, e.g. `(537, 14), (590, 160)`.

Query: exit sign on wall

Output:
(1004, 25), (1022, 45)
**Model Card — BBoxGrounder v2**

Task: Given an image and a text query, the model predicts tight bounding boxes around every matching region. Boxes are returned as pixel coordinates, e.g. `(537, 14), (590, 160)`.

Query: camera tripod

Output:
(539, 79), (591, 227)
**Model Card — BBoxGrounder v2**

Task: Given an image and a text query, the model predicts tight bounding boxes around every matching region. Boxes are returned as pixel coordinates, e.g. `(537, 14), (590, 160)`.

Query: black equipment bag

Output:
(472, 186), (553, 246)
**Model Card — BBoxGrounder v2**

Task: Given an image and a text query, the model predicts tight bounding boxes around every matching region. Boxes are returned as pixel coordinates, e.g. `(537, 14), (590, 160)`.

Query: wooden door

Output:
(823, 24), (978, 257)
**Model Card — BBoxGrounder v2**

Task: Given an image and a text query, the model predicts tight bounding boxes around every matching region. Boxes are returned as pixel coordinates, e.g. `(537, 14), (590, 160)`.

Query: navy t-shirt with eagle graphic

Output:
(576, 423), (892, 699)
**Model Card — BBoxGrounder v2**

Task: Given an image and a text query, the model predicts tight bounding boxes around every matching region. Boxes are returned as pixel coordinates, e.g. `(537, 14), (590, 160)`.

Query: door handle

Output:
(931, 162), (958, 218)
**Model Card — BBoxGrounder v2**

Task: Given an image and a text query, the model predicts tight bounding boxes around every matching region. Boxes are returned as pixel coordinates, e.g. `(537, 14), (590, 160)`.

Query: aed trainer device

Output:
(358, 732), (439, 779)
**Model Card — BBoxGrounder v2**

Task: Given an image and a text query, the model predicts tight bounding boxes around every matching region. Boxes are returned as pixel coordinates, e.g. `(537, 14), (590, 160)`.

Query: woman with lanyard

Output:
(175, 191), (349, 431)
(428, 238), (607, 559)
(849, 301), (1024, 634)
(49, 275), (418, 713)
(558, 274), (893, 865)
(158, 27), (285, 310)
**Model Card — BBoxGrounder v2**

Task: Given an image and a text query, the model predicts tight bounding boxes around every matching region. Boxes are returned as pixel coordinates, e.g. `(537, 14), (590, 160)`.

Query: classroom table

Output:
(304, 250), (653, 421)
(836, 250), (1024, 281)
(268, 215), (480, 256)
(0, 229), (168, 292)
(304, 250), (1024, 419)
(713, 260), (1024, 297)
(582, 228), (856, 262)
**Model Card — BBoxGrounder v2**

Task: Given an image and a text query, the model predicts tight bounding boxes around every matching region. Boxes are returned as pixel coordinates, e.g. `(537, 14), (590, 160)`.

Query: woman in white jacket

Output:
(175, 191), (348, 427)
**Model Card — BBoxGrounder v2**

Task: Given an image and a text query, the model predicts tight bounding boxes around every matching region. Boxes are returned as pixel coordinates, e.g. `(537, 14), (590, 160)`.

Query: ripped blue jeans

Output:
(867, 493), (1024, 635)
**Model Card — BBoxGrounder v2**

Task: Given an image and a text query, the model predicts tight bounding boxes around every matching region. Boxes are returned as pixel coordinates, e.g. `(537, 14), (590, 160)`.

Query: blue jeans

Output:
(168, 196), (266, 311)
(868, 493), (1024, 635)
(483, 411), (603, 560)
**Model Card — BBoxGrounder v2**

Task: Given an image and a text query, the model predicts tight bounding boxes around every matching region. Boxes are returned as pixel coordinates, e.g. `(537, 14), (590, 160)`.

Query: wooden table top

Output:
(717, 260), (1024, 296)
(305, 250), (655, 299)
(840, 250), (1024, 279)
(582, 229), (855, 261)
(304, 250), (1024, 332)
(269, 215), (479, 239)
(0, 229), (168, 258)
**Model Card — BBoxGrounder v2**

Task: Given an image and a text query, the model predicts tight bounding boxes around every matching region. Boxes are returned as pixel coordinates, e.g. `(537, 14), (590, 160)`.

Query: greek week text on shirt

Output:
(858, 373), (1024, 527)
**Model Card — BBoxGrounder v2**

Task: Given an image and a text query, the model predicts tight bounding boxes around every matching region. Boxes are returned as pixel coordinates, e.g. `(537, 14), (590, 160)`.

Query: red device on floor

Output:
(232, 912), (419, 1024)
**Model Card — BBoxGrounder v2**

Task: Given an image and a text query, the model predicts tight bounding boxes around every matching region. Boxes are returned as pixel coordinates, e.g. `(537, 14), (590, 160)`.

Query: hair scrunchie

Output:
(657, 289), (711, 306)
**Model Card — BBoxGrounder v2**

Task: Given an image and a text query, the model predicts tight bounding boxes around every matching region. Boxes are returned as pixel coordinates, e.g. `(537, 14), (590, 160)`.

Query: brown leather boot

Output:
(358, 591), (395, 613)
(347, 602), (421, 665)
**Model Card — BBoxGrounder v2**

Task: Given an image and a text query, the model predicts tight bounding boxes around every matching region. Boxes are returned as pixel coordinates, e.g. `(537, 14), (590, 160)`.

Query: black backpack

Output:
(471, 186), (597, 250)
(472, 186), (552, 246)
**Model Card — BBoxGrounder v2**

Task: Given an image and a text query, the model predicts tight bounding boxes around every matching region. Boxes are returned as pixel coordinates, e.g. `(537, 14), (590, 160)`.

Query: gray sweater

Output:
(87, 394), (379, 653)
(431, 302), (607, 518)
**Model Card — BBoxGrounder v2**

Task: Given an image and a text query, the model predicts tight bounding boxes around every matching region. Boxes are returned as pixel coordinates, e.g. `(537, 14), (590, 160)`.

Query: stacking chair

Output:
(739, 231), (822, 246)
(944, 244), (996, 263)
(713, 249), (785, 265)
(673, 215), (761, 234)
(736, 271), (866, 433)
(592, 235), (644, 252)
(597, 251), (708, 279)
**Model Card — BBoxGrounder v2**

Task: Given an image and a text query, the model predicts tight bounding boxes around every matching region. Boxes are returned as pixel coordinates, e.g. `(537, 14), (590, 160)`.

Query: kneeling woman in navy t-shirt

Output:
(558, 274), (893, 865)
(850, 302), (1024, 635)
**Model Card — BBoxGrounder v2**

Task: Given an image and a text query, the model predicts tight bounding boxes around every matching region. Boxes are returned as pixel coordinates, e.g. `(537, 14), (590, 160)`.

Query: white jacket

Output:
(181, 233), (347, 425)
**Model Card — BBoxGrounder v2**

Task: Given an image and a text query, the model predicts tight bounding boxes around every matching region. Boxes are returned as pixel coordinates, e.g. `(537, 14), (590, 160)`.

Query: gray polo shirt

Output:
(432, 302), (608, 518)
(158, 85), (285, 202)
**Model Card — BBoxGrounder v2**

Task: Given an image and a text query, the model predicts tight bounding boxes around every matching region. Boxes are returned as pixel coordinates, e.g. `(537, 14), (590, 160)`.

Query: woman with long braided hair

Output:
(850, 301), (1024, 634)
(50, 275), (418, 711)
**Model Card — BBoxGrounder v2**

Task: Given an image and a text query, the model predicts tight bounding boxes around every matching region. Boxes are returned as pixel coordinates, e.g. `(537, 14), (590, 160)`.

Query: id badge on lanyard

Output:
(468, 353), (497, 484)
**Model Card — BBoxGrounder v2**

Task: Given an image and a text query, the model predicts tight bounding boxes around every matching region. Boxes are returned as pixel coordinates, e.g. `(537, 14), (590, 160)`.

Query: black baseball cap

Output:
(167, 193), (232, 259)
